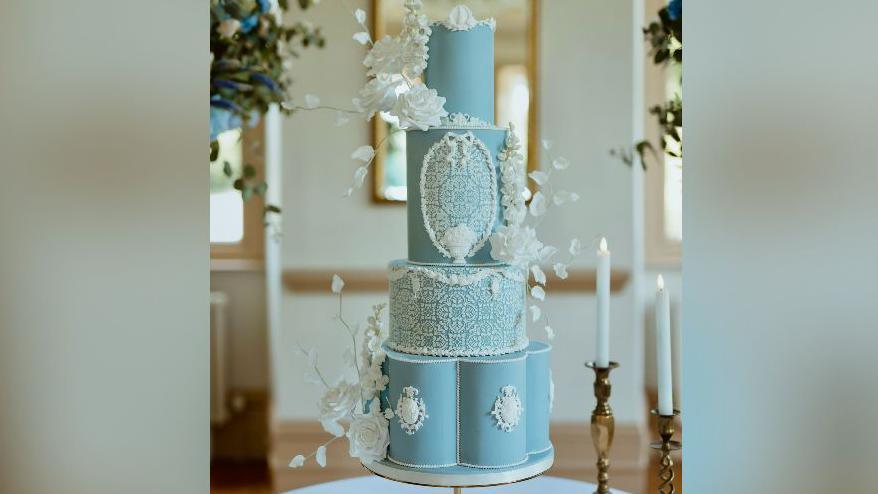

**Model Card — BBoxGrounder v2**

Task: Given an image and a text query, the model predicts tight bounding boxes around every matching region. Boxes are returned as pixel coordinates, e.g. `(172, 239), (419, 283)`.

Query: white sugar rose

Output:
(391, 83), (447, 131)
(354, 74), (402, 120)
(347, 399), (390, 464)
(318, 380), (359, 424)
(364, 35), (405, 76)
(489, 225), (544, 267)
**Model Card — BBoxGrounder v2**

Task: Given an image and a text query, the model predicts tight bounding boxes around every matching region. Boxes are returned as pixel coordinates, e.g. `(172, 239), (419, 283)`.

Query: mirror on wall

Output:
(371, 0), (539, 203)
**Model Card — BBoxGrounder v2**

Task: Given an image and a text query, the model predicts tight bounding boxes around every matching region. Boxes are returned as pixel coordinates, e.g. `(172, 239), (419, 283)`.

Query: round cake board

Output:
(362, 448), (554, 489)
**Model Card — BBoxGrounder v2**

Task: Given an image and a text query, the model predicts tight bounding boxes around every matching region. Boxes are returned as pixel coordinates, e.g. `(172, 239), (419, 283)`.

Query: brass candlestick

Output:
(586, 361), (619, 494)
(650, 409), (681, 494)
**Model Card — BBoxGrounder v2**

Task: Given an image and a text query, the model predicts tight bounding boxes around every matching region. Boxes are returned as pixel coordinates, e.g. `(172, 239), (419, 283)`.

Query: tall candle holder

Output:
(650, 409), (681, 494)
(586, 361), (619, 494)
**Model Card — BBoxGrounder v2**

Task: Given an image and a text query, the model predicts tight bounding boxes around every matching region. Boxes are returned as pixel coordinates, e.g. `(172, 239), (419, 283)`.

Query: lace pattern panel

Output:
(388, 262), (526, 356)
(420, 132), (497, 263)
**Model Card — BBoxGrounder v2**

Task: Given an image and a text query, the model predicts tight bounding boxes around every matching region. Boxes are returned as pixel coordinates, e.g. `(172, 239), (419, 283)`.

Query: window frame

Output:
(210, 122), (265, 269)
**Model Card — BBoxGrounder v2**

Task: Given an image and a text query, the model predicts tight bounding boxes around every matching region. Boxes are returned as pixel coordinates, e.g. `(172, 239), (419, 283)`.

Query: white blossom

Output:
(353, 166), (368, 188)
(315, 446), (327, 467)
(391, 83), (447, 130)
(217, 19), (241, 38)
(289, 454), (305, 468)
(353, 74), (402, 120)
(531, 265), (547, 285)
(335, 111), (351, 127)
(553, 190), (580, 205)
(531, 285), (546, 301)
(352, 31), (371, 45)
(347, 399), (390, 464)
(354, 8), (367, 25)
(351, 145), (375, 162)
(489, 225), (545, 268)
(304, 94), (320, 109)
(553, 262), (569, 280)
(569, 238), (582, 256)
(529, 170), (549, 185)
(363, 35), (405, 76)
(545, 325), (555, 340)
(318, 379), (359, 427)
(529, 191), (548, 217)
(331, 274), (345, 293)
(541, 139), (552, 150)
(530, 304), (542, 322)
(552, 157), (570, 170)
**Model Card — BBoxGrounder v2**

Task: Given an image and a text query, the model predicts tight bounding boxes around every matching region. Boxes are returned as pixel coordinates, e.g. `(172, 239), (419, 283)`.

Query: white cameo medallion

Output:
(490, 385), (523, 432)
(395, 386), (428, 435)
(420, 132), (497, 262)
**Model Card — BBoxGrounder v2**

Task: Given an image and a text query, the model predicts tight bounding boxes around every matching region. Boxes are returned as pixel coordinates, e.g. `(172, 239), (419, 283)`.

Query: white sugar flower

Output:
(530, 304), (541, 322)
(217, 19), (241, 38)
(545, 325), (555, 340)
(352, 31), (371, 45)
(552, 157), (570, 170)
(354, 74), (402, 120)
(331, 274), (345, 293)
(364, 35), (405, 76)
(304, 94), (320, 109)
(347, 399), (390, 464)
(553, 262), (569, 280)
(489, 225), (544, 268)
(529, 191), (548, 217)
(315, 445), (327, 467)
(354, 8), (367, 25)
(531, 264), (547, 285)
(529, 170), (549, 185)
(553, 190), (580, 205)
(359, 362), (389, 396)
(318, 379), (359, 429)
(353, 166), (368, 188)
(351, 145), (375, 162)
(289, 454), (305, 468)
(569, 238), (582, 256)
(391, 83), (447, 130)
(531, 285), (546, 301)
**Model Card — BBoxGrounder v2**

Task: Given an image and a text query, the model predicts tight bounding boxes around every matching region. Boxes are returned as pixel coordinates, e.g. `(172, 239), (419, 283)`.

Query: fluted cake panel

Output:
(406, 128), (507, 265)
(387, 260), (527, 357)
(381, 342), (552, 470)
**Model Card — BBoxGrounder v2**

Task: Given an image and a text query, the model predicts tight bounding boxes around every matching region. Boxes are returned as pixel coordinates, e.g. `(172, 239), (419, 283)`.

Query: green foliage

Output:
(616, 3), (682, 169)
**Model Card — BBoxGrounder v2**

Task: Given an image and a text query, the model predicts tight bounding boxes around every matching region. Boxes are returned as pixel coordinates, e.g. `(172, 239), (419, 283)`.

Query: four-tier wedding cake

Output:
(362, 5), (554, 487)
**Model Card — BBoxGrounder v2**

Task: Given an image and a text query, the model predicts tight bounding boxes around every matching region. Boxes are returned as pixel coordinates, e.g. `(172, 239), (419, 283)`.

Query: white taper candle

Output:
(656, 274), (673, 415)
(595, 237), (610, 367)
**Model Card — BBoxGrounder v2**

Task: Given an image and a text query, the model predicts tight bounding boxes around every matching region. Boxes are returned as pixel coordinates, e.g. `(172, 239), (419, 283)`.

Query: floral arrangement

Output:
(210, 0), (324, 208)
(279, 1), (448, 197)
(489, 126), (582, 341)
(289, 277), (395, 468)
(613, 0), (682, 168)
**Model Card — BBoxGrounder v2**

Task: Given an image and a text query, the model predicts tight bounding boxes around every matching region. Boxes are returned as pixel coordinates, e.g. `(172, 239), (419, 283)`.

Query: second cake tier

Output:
(387, 260), (527, 357)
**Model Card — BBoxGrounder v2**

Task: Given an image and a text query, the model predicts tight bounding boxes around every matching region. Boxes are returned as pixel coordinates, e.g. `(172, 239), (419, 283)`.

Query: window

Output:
(645, 47), (682, 266)
(210, 124), (264, 268)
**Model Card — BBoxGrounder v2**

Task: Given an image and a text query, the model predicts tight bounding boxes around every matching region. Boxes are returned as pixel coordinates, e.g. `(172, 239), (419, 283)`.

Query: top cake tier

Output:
(424, 21), (495, 125)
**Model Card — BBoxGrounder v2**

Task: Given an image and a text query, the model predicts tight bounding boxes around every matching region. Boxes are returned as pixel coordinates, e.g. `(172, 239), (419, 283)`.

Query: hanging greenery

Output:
(613, 0), (682, 169)
(210, 0), (325, 211)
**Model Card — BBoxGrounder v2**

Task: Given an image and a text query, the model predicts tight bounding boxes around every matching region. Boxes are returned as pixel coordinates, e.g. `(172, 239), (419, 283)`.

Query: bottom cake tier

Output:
(375, 341), (553, 486)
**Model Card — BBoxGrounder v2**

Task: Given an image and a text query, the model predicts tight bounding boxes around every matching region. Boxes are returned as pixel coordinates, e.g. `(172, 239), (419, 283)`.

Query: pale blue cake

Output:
(364, 8), (554, 487)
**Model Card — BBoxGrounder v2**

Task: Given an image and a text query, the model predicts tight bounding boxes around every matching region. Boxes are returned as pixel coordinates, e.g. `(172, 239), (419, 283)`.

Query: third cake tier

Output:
(387, 260), (527, 357)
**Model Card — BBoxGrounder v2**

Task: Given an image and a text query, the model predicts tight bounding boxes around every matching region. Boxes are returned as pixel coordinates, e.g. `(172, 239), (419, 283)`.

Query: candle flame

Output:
(657, 274), (665, 291)
(599, 237), (608, 253)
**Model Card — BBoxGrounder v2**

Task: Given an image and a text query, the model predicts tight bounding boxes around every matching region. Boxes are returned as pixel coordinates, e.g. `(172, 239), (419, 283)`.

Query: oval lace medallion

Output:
(420, 132), (497, 263)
